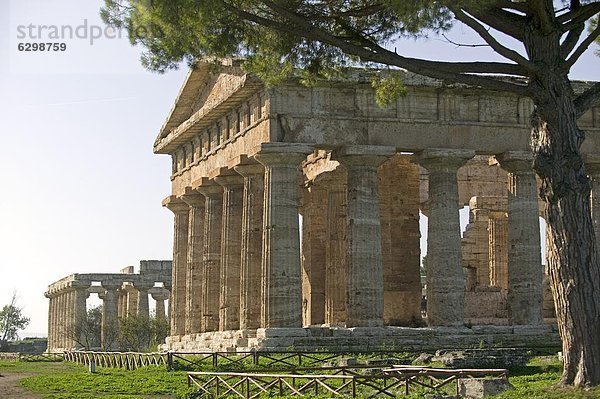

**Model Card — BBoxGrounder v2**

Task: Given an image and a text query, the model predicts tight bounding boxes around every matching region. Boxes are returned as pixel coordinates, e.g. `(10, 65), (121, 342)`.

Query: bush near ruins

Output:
(0, 292), (30, 347)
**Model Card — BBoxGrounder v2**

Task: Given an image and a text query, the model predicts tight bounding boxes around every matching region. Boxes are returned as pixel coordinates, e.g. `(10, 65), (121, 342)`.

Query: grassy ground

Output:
(2, 356), (600, 398)
(0, 360), (191, 399)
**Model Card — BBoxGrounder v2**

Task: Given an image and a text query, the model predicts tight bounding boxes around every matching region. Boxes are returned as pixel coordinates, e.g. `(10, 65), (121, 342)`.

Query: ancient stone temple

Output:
(156, 59), (600, 352)
(45, 260), (171, 352)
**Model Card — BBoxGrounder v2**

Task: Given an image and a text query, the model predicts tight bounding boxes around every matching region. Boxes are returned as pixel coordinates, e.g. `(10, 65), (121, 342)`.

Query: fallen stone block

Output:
(458, 377), (514, 398)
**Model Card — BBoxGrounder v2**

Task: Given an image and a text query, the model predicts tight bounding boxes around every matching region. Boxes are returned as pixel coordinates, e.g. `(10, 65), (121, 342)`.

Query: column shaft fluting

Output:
(216, 174), (244, 331)
(234, 164), (265, 330)
(336, 147), (394, 327)
(489, 211), (509, 289)
(182, 193), (205, 334)
(196, 184), (223, 332)
(163, 197), (190, 336)
(497, 152), (543, 325)
(136, 284), (152, 319)
(255, 145), (311, 328)
(58, 293), (65, 348)
(325, 183), (347, 326)
(73, 287), (89, 348)
(415, 148), (475, 327)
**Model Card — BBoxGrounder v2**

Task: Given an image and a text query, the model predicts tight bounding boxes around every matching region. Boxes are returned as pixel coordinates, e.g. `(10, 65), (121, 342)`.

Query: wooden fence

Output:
(63, 350), (169, 370)
(0, 352), (63, 362)
(170, 350), (414, 370)
(186, 366), (509, 398)
(63, 350), (414, 371)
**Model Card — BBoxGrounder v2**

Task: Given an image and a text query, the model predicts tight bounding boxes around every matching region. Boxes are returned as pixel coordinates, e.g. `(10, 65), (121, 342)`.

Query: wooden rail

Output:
(187, 366), (509, 398)
(171, 350), (413, 370)
(0, 352), (63, 362)
(0, 352), (20, 362)
(64, 350), (168, 370)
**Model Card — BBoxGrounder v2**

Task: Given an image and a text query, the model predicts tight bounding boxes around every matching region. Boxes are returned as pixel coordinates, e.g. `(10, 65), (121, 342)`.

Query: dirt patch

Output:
(0, 372), (43, 399)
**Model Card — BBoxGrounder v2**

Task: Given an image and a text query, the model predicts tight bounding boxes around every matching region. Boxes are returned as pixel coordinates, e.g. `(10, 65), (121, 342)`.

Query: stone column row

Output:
(164, 145), (552, 332)
(415, 149), (546, 327)
(46, 284), (90, 352)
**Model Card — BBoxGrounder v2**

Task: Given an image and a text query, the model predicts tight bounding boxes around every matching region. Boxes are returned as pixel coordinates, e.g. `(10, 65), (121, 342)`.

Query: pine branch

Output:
(564, 23), (600, 70)
(230, 1), (531, 95)
(558, 1), (600, 30)
(464, 4), (527, 41)
(574, 82), (600, 118)
(449, 7), (537, 71)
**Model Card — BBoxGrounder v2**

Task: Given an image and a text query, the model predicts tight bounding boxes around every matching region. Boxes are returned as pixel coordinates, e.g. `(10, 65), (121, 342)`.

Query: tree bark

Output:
(527, 34), (600, 385)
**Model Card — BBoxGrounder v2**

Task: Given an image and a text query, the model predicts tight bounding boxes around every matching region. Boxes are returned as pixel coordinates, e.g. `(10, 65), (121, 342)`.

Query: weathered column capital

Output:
(413, 148), (476, 171)
(162, 195), (190, 214)
(253, 143), (313, 166)
(212, 167), (244, 188)
(332, 145), (396, 167)
(180, 187), (205, 208)
(234, 163), (264, 177)
(151, 289), (170, 301)
(495, 151), (535, 175)
(193, 177), (224, 197)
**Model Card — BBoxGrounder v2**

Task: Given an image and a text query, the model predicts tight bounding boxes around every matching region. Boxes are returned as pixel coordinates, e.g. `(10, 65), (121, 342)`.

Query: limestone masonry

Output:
(155, 60), (600, 352)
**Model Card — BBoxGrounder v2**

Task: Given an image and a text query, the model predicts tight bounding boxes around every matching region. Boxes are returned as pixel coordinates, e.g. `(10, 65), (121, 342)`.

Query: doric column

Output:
(299, 181), (327, 326)
(324, 172), (347, 326)
(234, 162), (265, 330)
(117, 289), (125, 318)
(163, 196), (190, 336)
(414, 148), (475, 327)
(181, 189), (205, 334)
(57, 293), (65, 348)
(45, 293), (55, 351)
(100, 282), (120, 350)
(585, 155), (600, 252)
(72, 283), (90, 348)
(214, 170), (245, 331)
(135, 282), (153, 319)
(334, 145), (396, 327)
(255, 143), (313, 328)
(63, 292), (71, 348)
(56, 293), (63, 349)
(378, 155), (422, 325)
(151, 289), (170, 321)
(496, 151), (543, 326)
(124, 285), (138, 316)
(195, 179), (223, 332)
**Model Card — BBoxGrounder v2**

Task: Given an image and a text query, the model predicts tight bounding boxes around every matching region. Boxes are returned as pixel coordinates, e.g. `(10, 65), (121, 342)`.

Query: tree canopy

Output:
(0, 293), (30, 342)
(101, 1), (599, 110)
(101, 0), (600, 388)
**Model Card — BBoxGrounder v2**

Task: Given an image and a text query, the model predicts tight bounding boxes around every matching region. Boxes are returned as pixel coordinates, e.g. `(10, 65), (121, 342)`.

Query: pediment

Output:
(154, 59), (262, 153)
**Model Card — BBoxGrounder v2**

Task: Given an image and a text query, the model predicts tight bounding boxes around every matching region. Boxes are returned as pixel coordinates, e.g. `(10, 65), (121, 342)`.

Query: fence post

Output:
(167, 352), (173, 371)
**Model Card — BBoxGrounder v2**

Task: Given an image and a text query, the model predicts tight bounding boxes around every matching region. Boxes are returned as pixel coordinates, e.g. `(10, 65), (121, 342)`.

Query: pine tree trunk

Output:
(529, 74), (600, 387)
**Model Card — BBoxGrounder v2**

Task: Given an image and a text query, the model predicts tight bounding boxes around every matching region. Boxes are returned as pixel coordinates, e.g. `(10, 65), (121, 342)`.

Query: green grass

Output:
(493, 356), (600, 399)
(0, 360), (191, 399)
(2, 356), (600, 398)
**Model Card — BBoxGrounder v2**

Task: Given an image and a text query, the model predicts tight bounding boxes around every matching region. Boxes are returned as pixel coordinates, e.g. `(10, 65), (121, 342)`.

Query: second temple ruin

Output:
(45, 260), (171, 352)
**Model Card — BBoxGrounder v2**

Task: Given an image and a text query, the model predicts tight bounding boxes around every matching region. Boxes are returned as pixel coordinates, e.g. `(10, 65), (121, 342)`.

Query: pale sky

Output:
(0, 0), (597, 337)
